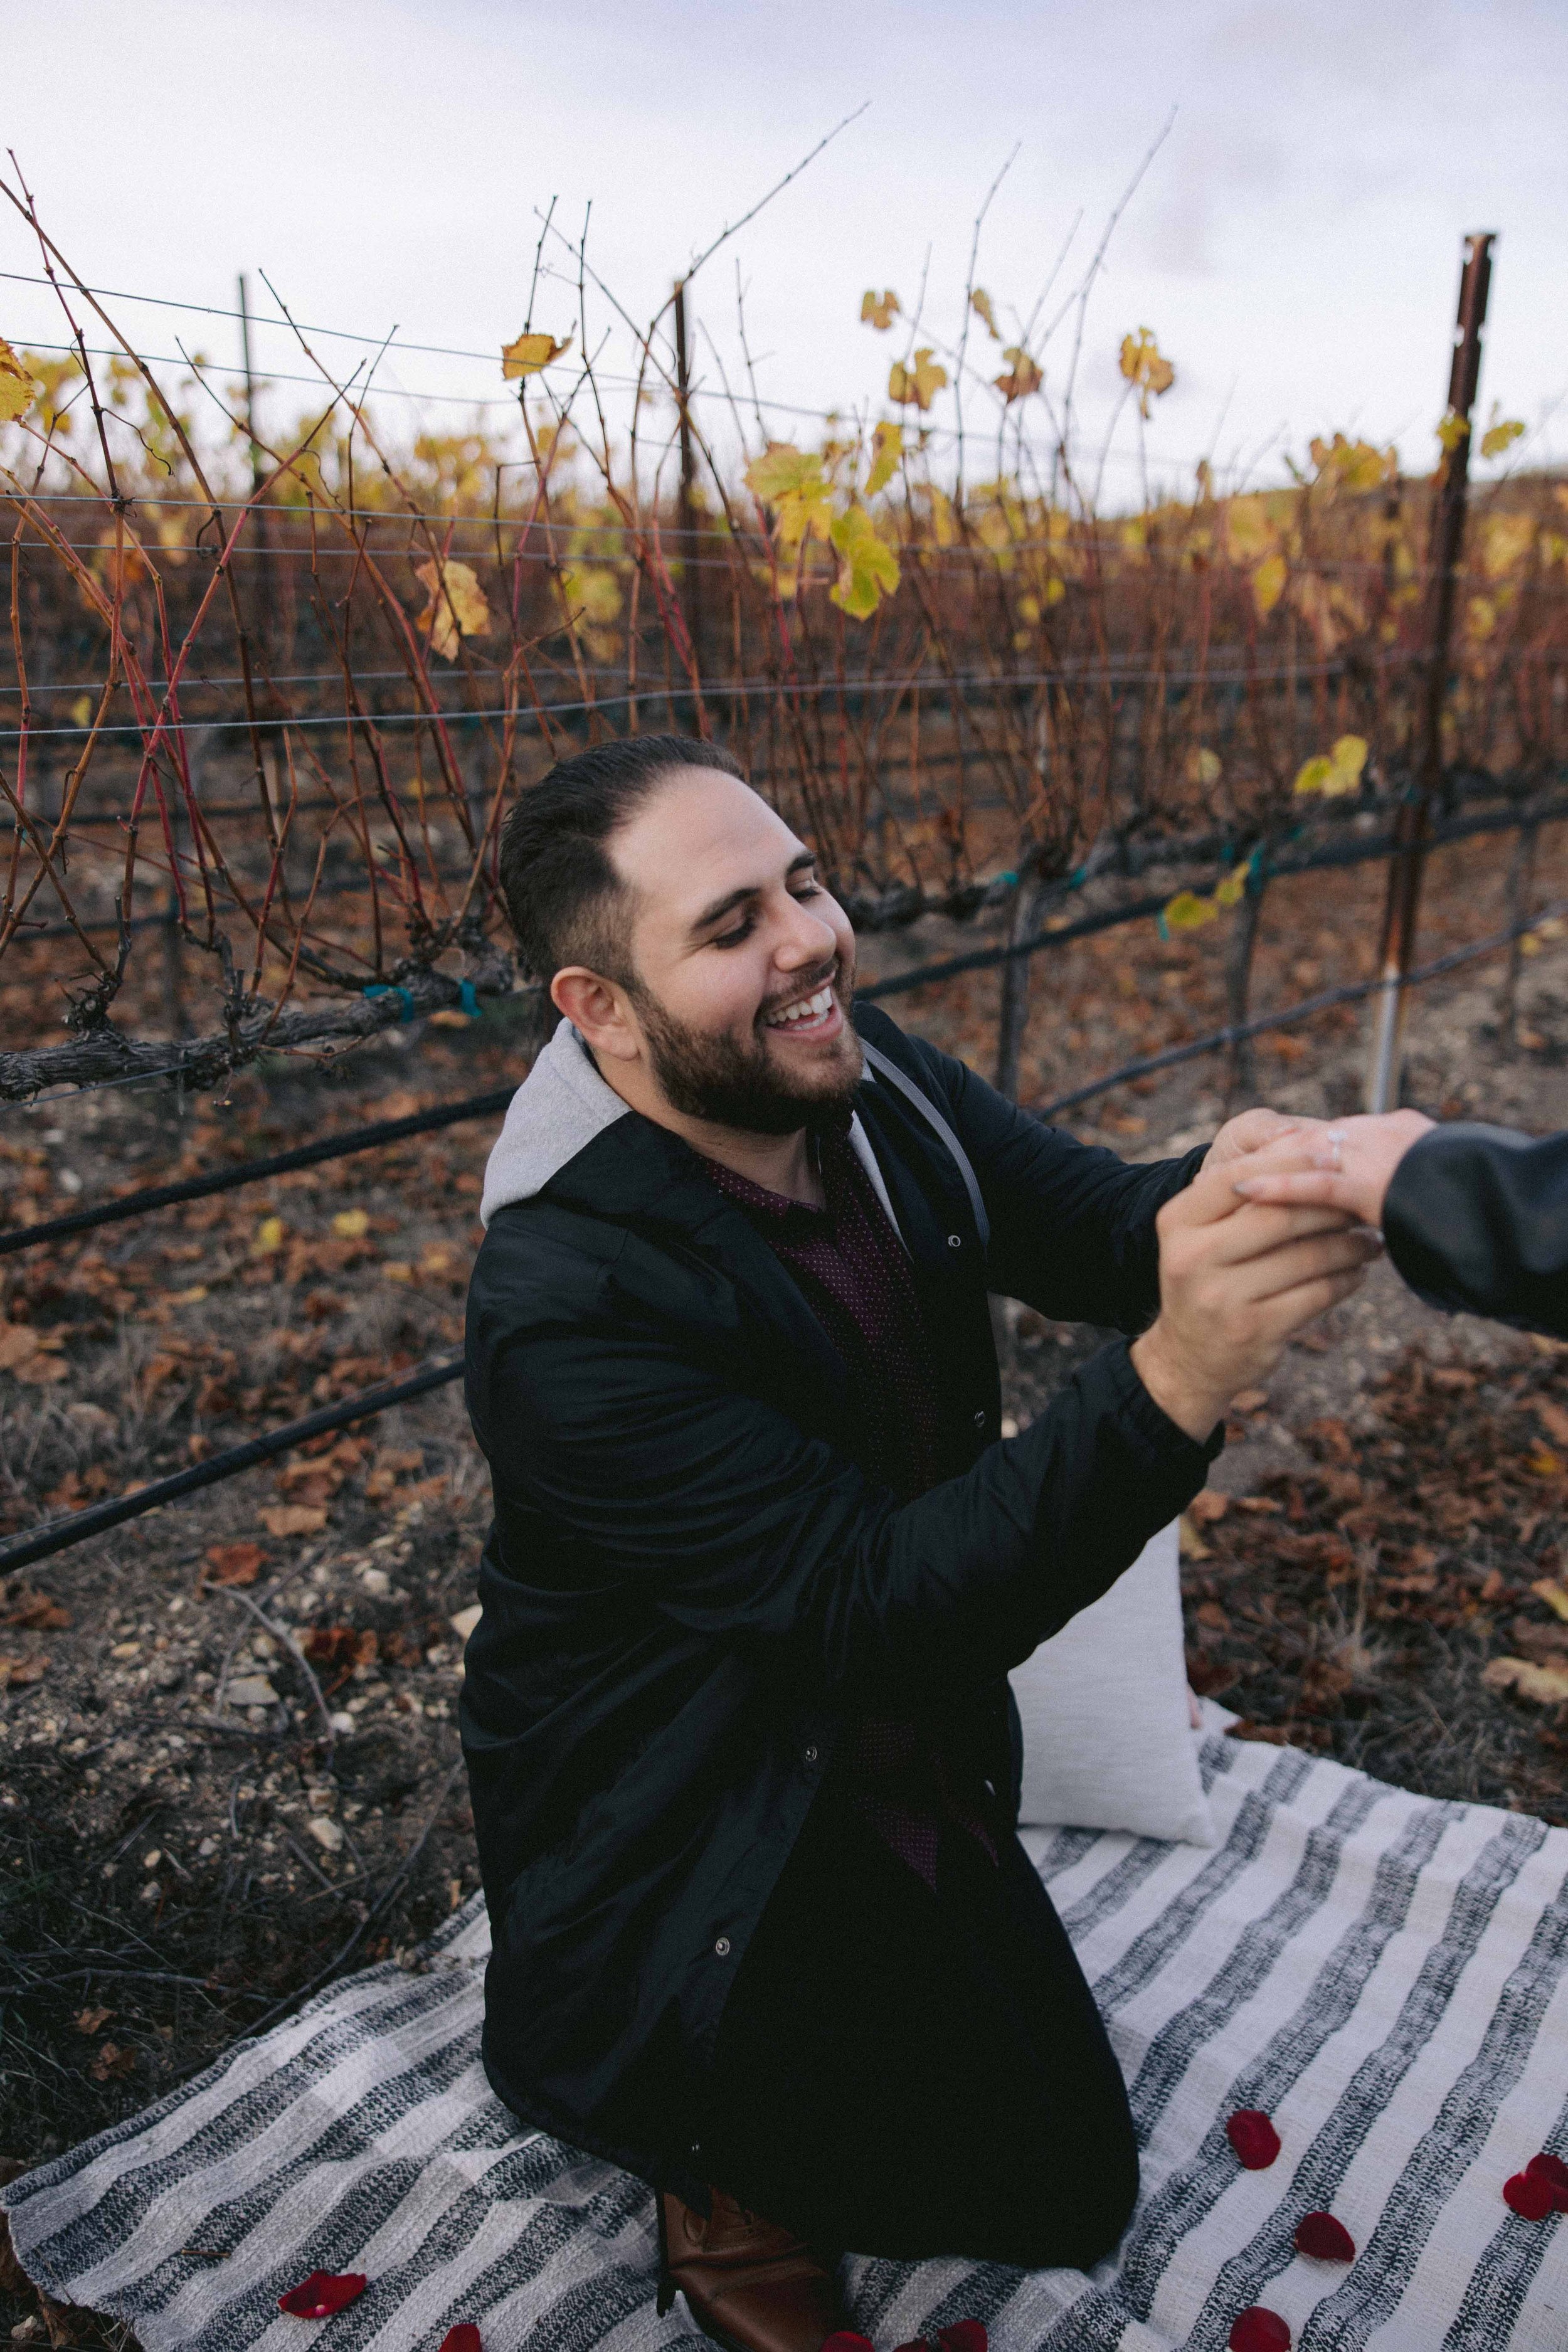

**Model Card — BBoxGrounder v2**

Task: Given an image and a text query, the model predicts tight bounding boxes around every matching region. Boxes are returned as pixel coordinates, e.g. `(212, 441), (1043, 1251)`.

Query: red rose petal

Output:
(1226, 2109), (1283, 2170)
(439, 2331), (482, 2352)
(1504, 2171), (1557, 2220)
(1293, 2211), (1355, 2262)
(277, 2270), (368, 2319)
(1228, 2310), (1291, 2352)
(1526, 2151), (1568, 2210)
(823, 2337), (876, 2352)
(936, 2327), (988, 2352)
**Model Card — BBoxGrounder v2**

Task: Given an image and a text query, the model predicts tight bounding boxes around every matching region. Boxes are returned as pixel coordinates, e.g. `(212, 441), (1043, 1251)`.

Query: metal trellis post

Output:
(1365, 230), (1495, 1112)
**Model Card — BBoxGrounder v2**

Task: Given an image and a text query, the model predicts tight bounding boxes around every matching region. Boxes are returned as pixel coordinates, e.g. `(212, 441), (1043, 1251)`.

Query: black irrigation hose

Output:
(0, 1084), (516, 1258)
(1035, 891), (1568, 1119)
(0, 1354), (464, 1577)
(859, 793), (1568, 1003)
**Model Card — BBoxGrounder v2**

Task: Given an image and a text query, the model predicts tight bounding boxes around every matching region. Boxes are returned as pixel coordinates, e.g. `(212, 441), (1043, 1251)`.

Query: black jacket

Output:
(1385, 1123), (1568, 1337)
(460, 1004), (1214, 2194)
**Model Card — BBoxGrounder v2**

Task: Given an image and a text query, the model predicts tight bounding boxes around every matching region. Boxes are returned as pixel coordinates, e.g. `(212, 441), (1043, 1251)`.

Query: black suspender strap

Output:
(859, 1039), (991, 1253)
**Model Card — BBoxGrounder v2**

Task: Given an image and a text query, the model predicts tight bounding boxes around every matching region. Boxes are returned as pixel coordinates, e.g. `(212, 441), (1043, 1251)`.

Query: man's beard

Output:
(632, 967), (862, 1136)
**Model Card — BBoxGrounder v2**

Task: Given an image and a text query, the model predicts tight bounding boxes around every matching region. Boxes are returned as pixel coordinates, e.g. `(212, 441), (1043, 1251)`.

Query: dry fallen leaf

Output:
(258, 1503), (329, 1539)
(1530, 1579), (1568, 1624)
(1537, 1399), (1568, 1449)
(0, 1321), (41, 1372)
(1189, 1490), (1231, 1525)
(1179, 1515), (1212, 1562)
(3, 1587), (71, 1630)
(73, 2006), (113, 2037)
(90, 2042), (137, 2082)
(332, 1208), (371, 1240)
(203, 1542), (268, 1588)
(1483, 1655), (1568, 1706)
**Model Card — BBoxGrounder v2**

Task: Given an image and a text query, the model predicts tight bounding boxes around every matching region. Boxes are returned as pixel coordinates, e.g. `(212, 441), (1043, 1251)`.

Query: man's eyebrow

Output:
(688, 851), (817, 936)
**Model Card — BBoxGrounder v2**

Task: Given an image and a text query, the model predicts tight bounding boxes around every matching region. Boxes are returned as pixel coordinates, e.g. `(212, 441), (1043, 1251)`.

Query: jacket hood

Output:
(480, 1014), (907, 1241)
(480, 1020), (628, 1225)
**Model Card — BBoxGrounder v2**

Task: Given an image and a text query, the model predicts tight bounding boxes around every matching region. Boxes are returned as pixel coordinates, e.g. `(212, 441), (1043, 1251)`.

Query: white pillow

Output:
(1009, 1521), (1217, 1846)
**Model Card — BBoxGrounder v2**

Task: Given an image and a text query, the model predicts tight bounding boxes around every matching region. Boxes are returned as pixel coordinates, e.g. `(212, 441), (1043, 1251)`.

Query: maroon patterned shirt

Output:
(701, 1117), (998, 1888)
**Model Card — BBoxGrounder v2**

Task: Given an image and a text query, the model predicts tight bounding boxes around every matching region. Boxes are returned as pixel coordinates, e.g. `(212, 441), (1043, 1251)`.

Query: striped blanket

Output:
(6, 1708), (1568, 2351)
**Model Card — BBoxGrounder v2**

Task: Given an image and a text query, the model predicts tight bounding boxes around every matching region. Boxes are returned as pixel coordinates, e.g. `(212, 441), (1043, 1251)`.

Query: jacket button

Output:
(947, 1233), (963, 1249)
(803, 1744), (819, 1766)
(714, 1936), (731, 1957)
(973, 1409), (987, 1429)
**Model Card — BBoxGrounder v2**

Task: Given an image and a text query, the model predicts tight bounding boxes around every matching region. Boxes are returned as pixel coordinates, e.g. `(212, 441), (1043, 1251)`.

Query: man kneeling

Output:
(460, 736), (1377, 2352)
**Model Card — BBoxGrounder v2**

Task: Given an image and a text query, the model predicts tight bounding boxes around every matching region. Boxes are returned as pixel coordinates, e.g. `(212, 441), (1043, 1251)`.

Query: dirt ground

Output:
(3, 826), (1568, 2345)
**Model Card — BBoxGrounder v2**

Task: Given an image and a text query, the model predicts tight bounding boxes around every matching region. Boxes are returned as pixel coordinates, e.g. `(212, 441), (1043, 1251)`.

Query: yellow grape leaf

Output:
(254, 1216), (284, 1254)
(1225, 495), (1275, 564)
(1483, 513), (1535, 579)
(970, 288), (1000, 339)
(865, 420), (903, 498)
(1435, 408), (1470, 455)
(1542, 531), (1568, 568)
(1467, 595), (1498, 642)
(0, 336), (37, 425)
(1481, 416), (1526, 460)
(1530, 1577), (1568, 1623)
(1527, 1445), (1563, 1478)
(69, 694), (92, 728)
(502, 330), (573, 379)
(1163, 889), (1217, 932)
(1187, 746), (1222, 787)
(561, 561), (623, 627)
(416, 558), (490, 660)
(888, 348), (948, 411)
(1119, 327), (1175, 419)
(744, 443), (834, 550)
(332, 1208), (370, 1239)
(1253, 552), (1287, 618)
(1213, 867), (1248, 909)
(1294, 735), (1367, 798)
(993, 346), (1042, 403)
(829, 502), (899, 620)
(860, 289), (900, 331)
(1326, 734), (1368, 793)
(1310, 434), (1394, 493)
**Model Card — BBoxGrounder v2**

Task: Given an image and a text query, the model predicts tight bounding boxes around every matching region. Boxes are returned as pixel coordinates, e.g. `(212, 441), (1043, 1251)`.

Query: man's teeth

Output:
(766, 985), (834, 1028)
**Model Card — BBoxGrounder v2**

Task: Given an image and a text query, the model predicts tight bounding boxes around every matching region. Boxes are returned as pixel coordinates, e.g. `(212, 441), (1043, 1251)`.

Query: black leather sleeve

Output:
(1382, 1124), (1568, 1338)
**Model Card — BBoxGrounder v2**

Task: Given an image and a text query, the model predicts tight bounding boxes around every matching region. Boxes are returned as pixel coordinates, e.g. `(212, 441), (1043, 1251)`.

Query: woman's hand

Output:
(1229, 1110), (1434, 1229)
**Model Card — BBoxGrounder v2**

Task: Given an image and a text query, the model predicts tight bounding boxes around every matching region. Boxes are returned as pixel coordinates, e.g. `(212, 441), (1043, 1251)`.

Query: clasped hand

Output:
(1130, 1110), (1385, 1441)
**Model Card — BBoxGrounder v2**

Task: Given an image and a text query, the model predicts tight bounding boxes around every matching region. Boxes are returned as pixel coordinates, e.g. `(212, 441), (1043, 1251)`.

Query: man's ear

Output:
(551, 967), (642, 1064)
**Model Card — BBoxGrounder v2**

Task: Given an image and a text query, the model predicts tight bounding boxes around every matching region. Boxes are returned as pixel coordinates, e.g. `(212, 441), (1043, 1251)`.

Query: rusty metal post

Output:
(1365, 231), (1495, 1111)
(673, 278), (704, 683)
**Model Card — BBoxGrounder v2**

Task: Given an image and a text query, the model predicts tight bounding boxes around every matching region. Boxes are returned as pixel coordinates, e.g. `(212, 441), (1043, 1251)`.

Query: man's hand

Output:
(1230, 1110), (1434, 1228)
(1131, 1140), (1383, 1440)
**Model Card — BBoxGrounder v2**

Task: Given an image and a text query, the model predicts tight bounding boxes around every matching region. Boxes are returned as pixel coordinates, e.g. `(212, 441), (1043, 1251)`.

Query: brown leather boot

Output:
(656, 2185), (866, 2352)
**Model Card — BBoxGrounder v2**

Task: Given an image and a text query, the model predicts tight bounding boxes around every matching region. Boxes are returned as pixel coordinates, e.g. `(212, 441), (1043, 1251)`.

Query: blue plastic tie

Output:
(364, 983), (416, 1022)
(458, 978), (480, 1018)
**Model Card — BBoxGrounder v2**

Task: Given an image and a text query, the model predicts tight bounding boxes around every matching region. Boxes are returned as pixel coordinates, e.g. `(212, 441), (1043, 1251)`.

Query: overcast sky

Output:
(5, 0), (1565, 502)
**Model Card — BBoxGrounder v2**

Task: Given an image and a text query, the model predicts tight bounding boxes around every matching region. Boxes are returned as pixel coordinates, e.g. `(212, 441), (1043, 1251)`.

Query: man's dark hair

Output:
(498, 734), (746, 985)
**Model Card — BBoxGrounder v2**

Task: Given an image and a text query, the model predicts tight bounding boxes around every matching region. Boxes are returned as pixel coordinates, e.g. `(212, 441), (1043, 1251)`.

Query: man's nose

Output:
(775, 899), (839, 969)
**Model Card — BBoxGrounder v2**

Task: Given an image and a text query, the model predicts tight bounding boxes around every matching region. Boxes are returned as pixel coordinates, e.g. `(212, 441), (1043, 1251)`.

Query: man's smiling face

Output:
(607, 765), (862, 1135)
